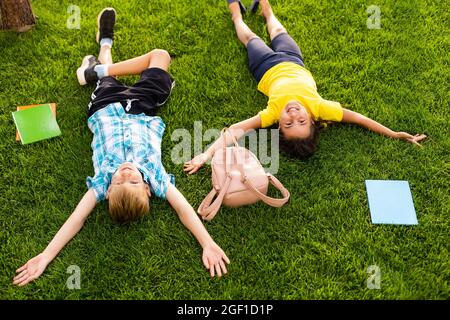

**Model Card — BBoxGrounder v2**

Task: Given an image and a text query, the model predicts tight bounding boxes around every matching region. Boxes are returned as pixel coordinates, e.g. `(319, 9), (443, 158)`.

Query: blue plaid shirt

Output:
(86, 102), (174, 202)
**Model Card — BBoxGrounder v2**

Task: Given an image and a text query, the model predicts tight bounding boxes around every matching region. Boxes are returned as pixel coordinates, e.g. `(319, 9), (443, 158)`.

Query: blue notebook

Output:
(365, 180), (418, 225)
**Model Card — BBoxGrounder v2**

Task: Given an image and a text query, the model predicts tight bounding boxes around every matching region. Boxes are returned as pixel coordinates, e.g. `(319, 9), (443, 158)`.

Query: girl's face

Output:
(279, 100), (313, 139)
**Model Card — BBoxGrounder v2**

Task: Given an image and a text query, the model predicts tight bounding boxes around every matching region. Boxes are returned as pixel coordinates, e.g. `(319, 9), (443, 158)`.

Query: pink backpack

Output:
(198, 128), (290, 220)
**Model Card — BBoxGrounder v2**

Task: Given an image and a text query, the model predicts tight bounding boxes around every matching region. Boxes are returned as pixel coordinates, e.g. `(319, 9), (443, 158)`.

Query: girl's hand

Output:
(202, 243), (230, 278)
(13, 253), (50, 286)
(184, 152), (209, 175)
(396, 132), (427, 146)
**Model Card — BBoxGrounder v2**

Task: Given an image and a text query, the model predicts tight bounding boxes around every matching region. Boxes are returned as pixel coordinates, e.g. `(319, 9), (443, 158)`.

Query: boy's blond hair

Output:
(107, 184), (150, 223)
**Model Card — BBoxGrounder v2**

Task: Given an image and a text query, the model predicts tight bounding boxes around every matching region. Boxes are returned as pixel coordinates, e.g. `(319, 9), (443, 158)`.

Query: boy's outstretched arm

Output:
(341, 108), (427, 146)
(13, 189), (97, 286)
(166, 183), (230, 277)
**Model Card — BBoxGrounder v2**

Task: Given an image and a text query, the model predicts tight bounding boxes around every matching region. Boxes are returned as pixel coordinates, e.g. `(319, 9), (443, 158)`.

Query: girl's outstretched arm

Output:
(341, 108), (427, 146)
(13, 189), (97, 286)
(166, 183), (230, 277)
(184, 115), (261, 174)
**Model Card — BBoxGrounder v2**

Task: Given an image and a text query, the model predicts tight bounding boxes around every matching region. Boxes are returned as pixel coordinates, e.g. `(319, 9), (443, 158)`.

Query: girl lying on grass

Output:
(184, 0), (426, 174)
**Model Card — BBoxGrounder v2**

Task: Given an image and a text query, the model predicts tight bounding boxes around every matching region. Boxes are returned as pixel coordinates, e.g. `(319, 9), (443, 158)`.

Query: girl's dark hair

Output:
(278, 123), (320, 159)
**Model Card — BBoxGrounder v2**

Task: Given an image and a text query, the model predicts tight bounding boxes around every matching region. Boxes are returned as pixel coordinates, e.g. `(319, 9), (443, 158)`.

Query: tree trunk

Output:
(0, 0), (36, 32)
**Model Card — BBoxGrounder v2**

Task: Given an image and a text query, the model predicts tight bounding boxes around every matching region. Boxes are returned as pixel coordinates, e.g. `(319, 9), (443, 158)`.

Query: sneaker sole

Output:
(76, 55), (95, 85)
(96, 7), (116, 44)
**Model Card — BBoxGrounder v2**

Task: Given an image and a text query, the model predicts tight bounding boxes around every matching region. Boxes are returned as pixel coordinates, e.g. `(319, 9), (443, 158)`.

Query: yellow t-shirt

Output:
(257, 62), (343, 128)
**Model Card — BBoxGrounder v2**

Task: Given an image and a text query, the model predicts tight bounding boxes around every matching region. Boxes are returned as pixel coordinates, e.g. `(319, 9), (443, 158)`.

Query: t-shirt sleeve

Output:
(258, 102), (279, 128)
(318, 99), (344, 122)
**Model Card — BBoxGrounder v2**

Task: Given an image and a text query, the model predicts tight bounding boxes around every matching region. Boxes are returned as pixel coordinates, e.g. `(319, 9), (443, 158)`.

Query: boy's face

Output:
(107, 162), (150, 198)
(279, 100), (313, 140)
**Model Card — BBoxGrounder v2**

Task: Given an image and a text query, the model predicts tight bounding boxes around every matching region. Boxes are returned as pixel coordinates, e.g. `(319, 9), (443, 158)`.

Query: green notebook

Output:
(12, 104), (61, 144)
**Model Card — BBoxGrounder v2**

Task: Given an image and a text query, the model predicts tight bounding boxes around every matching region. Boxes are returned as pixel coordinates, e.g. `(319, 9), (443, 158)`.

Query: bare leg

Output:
(260, 0), (287, 40)
(98, 45), (113, 65)
(106, 49), (171, 77)
(229, 2), (258, 47)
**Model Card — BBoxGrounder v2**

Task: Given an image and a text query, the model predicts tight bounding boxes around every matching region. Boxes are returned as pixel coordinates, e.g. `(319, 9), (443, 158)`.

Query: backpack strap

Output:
(242, 173), (290, 207)
(197, 175), (232, 221)
(197, 128), (235, 221)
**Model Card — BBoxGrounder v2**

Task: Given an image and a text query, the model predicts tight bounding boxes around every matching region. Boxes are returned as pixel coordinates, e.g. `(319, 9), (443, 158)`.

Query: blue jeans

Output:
(247, 32), (305, 83)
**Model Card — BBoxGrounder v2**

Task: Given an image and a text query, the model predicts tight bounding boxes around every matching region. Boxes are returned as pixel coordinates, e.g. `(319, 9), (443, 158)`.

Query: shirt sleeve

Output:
(146, 164), (175, 200)
(318, 99), (344, 122)
(258, 101), (279, 128)
(86, 174), (108, 202)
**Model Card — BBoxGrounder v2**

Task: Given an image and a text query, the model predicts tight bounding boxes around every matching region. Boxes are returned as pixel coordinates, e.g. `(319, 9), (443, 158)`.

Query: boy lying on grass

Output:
(13, 8), (229, 286)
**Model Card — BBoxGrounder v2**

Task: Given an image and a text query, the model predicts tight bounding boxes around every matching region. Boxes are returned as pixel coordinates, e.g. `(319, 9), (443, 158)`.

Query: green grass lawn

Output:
(0, 0), (448, 299)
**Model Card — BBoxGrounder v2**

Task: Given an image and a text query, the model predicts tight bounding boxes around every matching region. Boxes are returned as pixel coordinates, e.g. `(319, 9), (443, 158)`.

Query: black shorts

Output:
(87, 67), (174, 118)
(247, 32), (305, 83)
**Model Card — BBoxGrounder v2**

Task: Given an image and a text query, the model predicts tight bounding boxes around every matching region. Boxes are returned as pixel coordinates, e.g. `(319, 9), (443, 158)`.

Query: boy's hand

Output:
(184, 152), (209, 175)
(13, 253), (50, 286)
(396, 132), (427, 146)
(202, 243), (230, 278)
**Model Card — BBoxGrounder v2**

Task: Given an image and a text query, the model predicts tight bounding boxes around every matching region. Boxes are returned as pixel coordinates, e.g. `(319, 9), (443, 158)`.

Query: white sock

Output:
(100, 38), (113, 48)
(94, 64), (109, 79)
